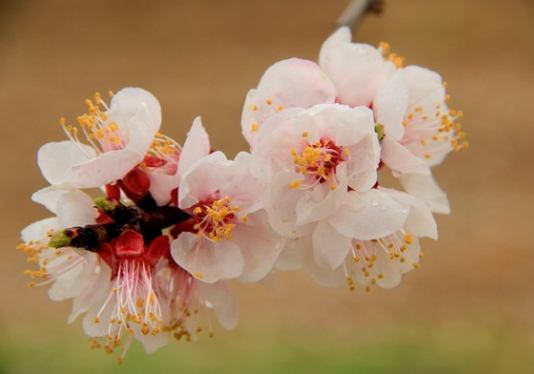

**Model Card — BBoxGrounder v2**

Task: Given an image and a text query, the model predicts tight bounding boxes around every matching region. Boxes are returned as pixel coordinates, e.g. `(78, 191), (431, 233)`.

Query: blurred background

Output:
(0, 0), (533, 373)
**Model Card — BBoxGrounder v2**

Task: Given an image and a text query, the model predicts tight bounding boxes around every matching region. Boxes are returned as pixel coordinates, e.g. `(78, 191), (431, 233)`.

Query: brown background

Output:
(0, 0), (533, 373)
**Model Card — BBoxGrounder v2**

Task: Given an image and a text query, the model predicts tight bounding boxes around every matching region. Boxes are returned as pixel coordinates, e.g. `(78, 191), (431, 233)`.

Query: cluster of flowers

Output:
(18, 27), (467, 362)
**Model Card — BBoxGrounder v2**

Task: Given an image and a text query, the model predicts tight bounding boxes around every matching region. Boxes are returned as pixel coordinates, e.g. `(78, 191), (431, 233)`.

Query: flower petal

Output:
(197, 280), (239, 330)
(37, 141), (96, 185)
(399, 173), (450, 214)
(177, 116), (210, 177)
(171, 232), (245, 283)
(381, 135), (431, 175)
(373, 69), (409, 141)
(232, 211), (284, 283)
(312, 220), (352, 269)
(329, 189), (411, 240)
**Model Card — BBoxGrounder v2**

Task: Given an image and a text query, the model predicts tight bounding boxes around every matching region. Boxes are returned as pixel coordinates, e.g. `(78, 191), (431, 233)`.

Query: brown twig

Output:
(336, 0), (384, 29)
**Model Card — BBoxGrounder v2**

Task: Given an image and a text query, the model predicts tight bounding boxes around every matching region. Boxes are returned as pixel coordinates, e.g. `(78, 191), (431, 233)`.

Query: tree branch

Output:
(336, 0), (384, 29)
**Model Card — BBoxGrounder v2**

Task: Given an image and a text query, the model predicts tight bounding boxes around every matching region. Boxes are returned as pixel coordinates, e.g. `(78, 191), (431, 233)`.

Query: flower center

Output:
(401, 101), (468, 161)
(62, 92), (124, 155)
(290, 137), (348, 190)
(192, 196), (243, 242)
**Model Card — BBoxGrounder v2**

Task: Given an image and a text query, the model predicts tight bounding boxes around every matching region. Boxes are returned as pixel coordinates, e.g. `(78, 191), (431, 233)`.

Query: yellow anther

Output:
(251, 123), (258, 132)
(266, 98), (273, 105)
(252, 105), (258, 111)
(404, 233), (413, 244)
(289, 181), (301, 189)
(302, 131), (309, 137)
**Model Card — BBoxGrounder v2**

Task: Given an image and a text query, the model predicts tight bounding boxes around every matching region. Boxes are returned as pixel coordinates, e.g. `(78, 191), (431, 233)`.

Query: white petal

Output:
(197, 280), (239, 330)
(295, 173), (347, 226)
(379, 187), (437, 239)
(178, 151), (231, 209)
(56, 190), (98, 227)
(319, 26), (352, 66)
(399, 173), (450, 214)
(232, 211), (284, 283)
(373, 69), (409, 141)
(297, 235), (346, 288)
(21, 217), (59, 242)
(403, 66), (445, 110)
(146, 172), (181, 206)
(177, 117), (210, 177)
(38, 141), (96, 185)
(264, 172), (313, 239)
(320, 42), (396, 107)
(109, 87), (162, 131)
(312, 220), (352, 269)
(275, 240), (302, 271)
(329, 189), (410, 240)
(381, 135), (431, 175)
(70, 148), (141, 187)
(171, 232), (244, 283)
(242, 58), (335, 147)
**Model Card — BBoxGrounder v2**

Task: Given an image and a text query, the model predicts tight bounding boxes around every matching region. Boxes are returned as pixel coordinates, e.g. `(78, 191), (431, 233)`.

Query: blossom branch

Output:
(336, 0), (384, 29)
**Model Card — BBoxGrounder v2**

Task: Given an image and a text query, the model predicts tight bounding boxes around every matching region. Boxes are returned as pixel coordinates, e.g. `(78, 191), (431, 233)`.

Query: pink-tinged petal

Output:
(82, 282), (115, 337)
(56, 190), (99, 227)
(49, 253), (98, 301)
(297, 235), (346, 288)
(177, 117), (210, 177)
(32, 183), (77, 214)
(403, 66), (445, 110)
(38, 141), (96, 185)
(146, 172), (181, 206)
(21, 217), (59, 242)
(71, 148), (141, 187)
(178, 151), (232, 209)
(171, 232), (245, 283)
(242, 58), (335, 147)
(256, 58), (335, 106)
(329, 189), (410, 240)
(399, 173), (450, 214)
(373, 69), (409, 141)
(381, 187), (438, 239)
(265, 172), (313, 239)
(295, 166), (348, 226)
(216, 152), (265, 214)
(348, 234), (421, 289)
(121, 103), (160, 158)
(69, 264), (112, 323)
(109, 87), (162, 132)
(132, 325), (171, 354)
(381, 135), (431, 175)
(275, 240), (302, 271)
(312, 220), (352, 269)
(320, 42), (396, 107)
(196, 280), (238, 330)
(232, 211), (284, 283)
(249, 108), (306, 181)
(319, 26), (352, 66)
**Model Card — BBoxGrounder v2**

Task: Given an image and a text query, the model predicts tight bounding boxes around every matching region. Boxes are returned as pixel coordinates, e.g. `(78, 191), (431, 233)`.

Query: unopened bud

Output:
(49, 230), (71, 248)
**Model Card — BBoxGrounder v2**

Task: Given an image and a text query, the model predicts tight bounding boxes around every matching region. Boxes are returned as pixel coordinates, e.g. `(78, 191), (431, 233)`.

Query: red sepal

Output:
(144, 235), (170, 268)
(115, 229), (144, 258)
(105, 183), (121, 200)
(122, 167), (151, 196)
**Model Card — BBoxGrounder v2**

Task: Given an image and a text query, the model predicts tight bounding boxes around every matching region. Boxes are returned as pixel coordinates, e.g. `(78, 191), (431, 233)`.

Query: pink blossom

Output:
(171, 151), (284, 283)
